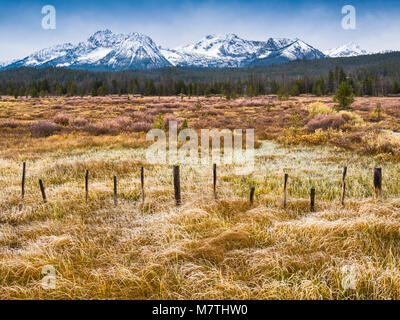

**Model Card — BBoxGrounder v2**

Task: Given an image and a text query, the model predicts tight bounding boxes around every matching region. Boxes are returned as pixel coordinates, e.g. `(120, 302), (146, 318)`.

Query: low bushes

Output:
(0, 119), (20, 129)
(53, 113), (72, 126)
(306, 114), (345, 132)
(71, 117), (88, 128)
(30, 120), (59, 137)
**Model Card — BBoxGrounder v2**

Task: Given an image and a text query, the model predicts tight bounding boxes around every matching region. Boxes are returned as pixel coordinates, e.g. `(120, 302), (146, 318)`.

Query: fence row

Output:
(17, 162), (383, 211)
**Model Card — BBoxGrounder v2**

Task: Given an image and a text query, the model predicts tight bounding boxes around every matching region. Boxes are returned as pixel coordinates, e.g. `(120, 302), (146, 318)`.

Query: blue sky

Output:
(0, 0), (399, 61)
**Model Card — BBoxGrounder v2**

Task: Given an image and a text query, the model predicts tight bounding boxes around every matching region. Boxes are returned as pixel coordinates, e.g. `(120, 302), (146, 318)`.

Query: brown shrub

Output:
(130, 122), (152, 132)
(132, 112), (155, 123)
(71, 117), (88, 128)
(53, 113), (71, 126)
(0, 119), (20, 129)
(85, 117), (132, 135)
(30, 120), (59, 137)
(198, 107), (222, 116)
(306, 114), (345, 132)
(147, 107), (171, 115)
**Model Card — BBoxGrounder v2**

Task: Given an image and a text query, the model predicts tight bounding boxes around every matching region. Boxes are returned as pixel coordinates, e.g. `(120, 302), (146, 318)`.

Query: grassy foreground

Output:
(1, 95), (400, 299)
(1, 138), (400, 299)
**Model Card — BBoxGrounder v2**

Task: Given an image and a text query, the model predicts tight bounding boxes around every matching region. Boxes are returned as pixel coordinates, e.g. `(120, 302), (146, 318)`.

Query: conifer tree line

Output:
(1, 52), (400, 98)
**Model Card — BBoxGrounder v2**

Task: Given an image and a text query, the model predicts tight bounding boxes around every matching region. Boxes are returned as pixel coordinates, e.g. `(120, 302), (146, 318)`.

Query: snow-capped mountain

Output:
(323, 42), (371, 58)
(161, 34), (325, 67)
(3, 30), (391, 71)
(0, 59), (18, 68)
(3, 30), (171, 71)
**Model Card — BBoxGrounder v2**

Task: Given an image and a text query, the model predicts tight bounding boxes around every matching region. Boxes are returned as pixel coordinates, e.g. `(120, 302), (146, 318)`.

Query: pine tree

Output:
(334, 81), (354, 110)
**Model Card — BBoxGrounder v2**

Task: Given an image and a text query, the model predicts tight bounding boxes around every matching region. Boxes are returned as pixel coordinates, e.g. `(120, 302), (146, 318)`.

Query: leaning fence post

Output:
(250, 186), (255, 206)
(341, 167), (347, 206)
(283, 173), (288, 208)
(173, 165), (181, 206)
(39, 179), (47, 204)
(213, 163), (217, 200)
(374, 168), (382, 200)
(113, 176), (118, 206)
(310, 187), (315, 212)
(85, 170), (89, 204)
(21, 162), (26, 203)
(140, 166), (145, 203)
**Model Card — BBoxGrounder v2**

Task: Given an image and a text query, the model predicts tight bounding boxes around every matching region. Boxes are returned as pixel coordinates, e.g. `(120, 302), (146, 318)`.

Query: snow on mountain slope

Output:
(279, 38), (325, 60)
(102, 33), (171, 70)
(323, 42), (370, 58)
(3, 30), (392, 71)
(162, 34), (260, 67)
(3, 30), (171, 70)
(162, 34), (325, 67)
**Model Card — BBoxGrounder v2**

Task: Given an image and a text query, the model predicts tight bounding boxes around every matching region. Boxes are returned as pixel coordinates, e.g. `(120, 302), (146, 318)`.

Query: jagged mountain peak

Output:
(323, 42), (370, 58)
(2, 30), (390, 71)
(3, 30), (171, 70)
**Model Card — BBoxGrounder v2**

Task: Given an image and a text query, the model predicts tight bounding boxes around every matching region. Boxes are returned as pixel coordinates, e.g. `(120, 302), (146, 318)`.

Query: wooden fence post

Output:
(374, 168), (382, 200)
(283, 173), (288, 208)
(310, 187), (315, 212)
(21, 162), (26, 203)
(213, 163), (217, 200)
(140, 166), (145, 203)
(173, 165), (181, 206)
(39, 179), (47, 204)
(113, 176), (118, 206)
(85, 170), (89, 204)
(341, 167), (347, 206)
(250, 186), (255, 206)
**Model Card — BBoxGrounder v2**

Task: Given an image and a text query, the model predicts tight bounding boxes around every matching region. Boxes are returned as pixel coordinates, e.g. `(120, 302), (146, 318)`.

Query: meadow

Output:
(1, 94), (400, 299)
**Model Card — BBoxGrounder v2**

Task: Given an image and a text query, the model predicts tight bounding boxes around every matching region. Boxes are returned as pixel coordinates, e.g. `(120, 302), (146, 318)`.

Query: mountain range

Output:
(0, 30), (391, 71)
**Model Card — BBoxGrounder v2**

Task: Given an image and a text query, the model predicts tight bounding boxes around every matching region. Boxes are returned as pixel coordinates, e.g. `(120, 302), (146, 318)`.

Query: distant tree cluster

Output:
(1, 52), (400, 98)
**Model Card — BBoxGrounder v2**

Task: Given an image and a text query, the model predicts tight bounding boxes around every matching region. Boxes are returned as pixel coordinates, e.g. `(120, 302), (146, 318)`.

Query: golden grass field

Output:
(1, 94), (400, 299)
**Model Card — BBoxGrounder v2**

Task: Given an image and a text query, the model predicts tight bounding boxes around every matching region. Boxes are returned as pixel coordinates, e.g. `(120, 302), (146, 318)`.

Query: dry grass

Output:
(1, 95), (400, 299)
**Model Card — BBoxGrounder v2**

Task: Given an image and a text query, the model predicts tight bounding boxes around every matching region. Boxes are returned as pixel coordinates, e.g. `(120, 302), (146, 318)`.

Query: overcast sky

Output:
(0, 0), (399, 61)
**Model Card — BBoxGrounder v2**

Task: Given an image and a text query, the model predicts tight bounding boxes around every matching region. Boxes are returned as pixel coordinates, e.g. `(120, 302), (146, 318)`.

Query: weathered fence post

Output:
(21, 162), (26, 203)
(341, 167), (347, 206)
(374, 168), (382, 200)
(39, 179), (47, 204)
(140, 166), (145, 203)
(113, 176), (118, 206)
(283, 173), (288, 208)
(310, 187), (315, 212)
(213, 163), (217, 200)
(85, 170), (89, 204)
(173, 165), (181, 206)
(250, 186), (255, 206)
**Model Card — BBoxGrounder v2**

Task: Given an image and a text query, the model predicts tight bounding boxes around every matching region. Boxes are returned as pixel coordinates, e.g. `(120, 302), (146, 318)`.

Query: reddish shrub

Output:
(0, 119), (19, 129)
(53, 113), (71, 126)
(198, 107), (222, 116)
(306, 114), (345, 132)
(148, 107), (171, 115)
(85, 122), (119, 135)
(30, 120), (59, 137)
(132, 112), (155, 123)
(130, 122), (152, 132)
(163, 115), (180, 129)
(85, 116), (132, 135)
(71, 117), (88, 128)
